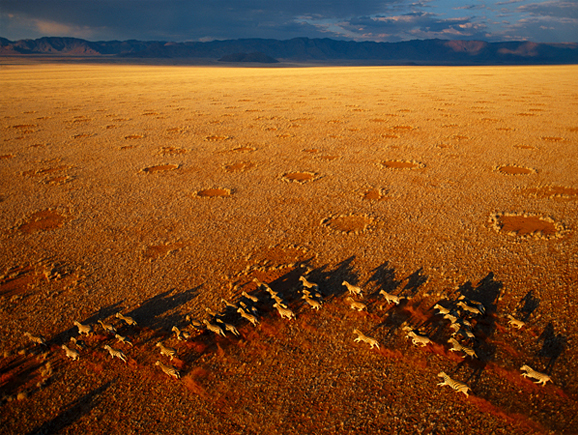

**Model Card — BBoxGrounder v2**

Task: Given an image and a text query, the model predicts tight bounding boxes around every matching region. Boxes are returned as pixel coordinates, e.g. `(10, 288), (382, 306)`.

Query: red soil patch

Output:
(195, 188), (231, 198)
(499, 215), (557, 236)
(380, 160), (423, 169)
(497, 165), (535, 175)
(18, 209), (67, 233)
(158, 146), (187, 156)
(142, 164), (179, 173)
(322, 215), (374, 234)
(142, 241), (188, 260)
(523, 185), (578, 199)
(223, 162), (255, 172)
(282, 172), (317, 183)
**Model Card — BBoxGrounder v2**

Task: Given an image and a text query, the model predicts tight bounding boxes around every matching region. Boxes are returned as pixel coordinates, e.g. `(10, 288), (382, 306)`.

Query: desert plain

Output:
(1, 61), (577, 434)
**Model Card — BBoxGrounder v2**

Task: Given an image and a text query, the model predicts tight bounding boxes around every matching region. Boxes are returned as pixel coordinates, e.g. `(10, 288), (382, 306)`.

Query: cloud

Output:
(333, 12), (488, 41)
(0, 0), (576, 43)
(518, 1), (578, 19)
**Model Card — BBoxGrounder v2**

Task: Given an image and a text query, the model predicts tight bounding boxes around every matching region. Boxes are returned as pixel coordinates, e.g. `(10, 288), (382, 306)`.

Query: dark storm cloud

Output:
(0, 0), (576, 42)
(342, 12), (488, 41)
(0, 0), (403, 41)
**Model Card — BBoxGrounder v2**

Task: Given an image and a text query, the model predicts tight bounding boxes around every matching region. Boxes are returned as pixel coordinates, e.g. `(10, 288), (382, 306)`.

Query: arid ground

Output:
(1, 62), (577, 434)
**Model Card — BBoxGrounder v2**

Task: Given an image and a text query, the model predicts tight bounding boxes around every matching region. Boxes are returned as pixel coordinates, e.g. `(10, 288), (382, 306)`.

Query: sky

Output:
(1, 0), (577, 43)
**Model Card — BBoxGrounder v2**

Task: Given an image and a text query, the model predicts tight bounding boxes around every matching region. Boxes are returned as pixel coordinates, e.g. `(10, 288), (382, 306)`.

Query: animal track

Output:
(223, 162), (255, 172)
(18, 209), (68, 233)
(321, 214), (375, 234)
(495, 165), (536, 175)
(541, 136), (565, 142)
(125, 135), (144, 140)
(379, 160), (425, 170)
(194, 188), (232, 198)
(141, 164), (180, 174)
(489, 213), (567, 239)
(281, 172), (319, 184)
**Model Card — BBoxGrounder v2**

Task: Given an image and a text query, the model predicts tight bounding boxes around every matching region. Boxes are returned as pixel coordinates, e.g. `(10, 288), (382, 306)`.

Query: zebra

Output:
(237, 307), (259, 326)
(62, 344), (80, 361)
(115, 312), (137, 326)
(155, 361), (180, 379)
(507, 314), (526, 329)
(98, 320), (117, 334)
(447, 338), (478, 359)
(273, 302), (296, 320)
(115, 333), (133, 346)
(405, 329), (432, 347)
(379, 290), (403, 305)
(353, 329), (380, 349)
(520, 365), (551, 386)
(104, 345), (127, 363)
(216, 319), (240, 336)
(241, 290), (259, 303)
(437, 372), (470, 397)
(342, 281), (363, 298)
(299, 276), (319, 290)
(73, 321), (92, 336)
(24, 332), (47, 346)
(345, 297), (367, 312)
(156, 342), (177, 360)
(203, 319), (226, 337)
(302, 294), (322, 310)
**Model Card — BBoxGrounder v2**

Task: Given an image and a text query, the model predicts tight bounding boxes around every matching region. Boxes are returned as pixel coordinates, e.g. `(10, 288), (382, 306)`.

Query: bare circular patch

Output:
(522, 185), (578, 199)
(141, 164), (179, 173)
(321, 214), (375, 234)
(223, 162), (255, 172)
(362, 188), (388, 201)
(379, 160), (425, 170)
(206, 135), (233, 141)
(495, 165), (536, 175)
(317, 155), (340, 161)
(231, 146), (255, 153)
(489, 212), (568, 239)
(281, 172), (319, 184)
(18, 209), (67, 233)
(157, 147), (187, 156)
(194, 188), (231, 198)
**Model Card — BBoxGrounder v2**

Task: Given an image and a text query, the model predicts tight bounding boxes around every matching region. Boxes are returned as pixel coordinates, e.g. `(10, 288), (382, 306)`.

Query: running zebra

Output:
(104, 345), (127, 363)
(437, 372), (470, 397)
(155, 361), (180, 379)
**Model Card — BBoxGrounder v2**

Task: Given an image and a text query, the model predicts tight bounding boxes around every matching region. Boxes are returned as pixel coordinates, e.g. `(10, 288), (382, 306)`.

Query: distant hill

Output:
(218, 52), (278, 63)
(1, 36), (577, 65)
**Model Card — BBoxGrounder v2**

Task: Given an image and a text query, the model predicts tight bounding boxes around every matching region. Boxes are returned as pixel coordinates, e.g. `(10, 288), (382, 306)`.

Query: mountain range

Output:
(1, 36), (577, 65)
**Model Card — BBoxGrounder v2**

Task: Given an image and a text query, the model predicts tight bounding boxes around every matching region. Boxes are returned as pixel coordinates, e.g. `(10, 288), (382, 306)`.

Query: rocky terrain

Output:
(1, 62), (577, 434)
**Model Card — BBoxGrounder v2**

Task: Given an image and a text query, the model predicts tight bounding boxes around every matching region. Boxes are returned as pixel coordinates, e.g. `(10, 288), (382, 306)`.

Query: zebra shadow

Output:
(126, 285), (201, 332)
(25, 380), (112, 435)
(304, 255), (359, 300)
(365, 261), (402, 297)
(516, 290), (540, 322)
(537, 322), (568, 375)
(46, 301), (125, 346)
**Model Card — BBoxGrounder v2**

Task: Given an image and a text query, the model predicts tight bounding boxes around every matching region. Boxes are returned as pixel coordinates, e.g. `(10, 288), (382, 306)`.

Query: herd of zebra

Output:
(24, 272), (552, 398)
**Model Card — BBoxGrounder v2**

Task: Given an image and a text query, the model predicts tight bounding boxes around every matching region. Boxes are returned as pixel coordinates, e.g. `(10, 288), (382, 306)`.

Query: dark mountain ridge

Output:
(1, 36), (577, 65)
